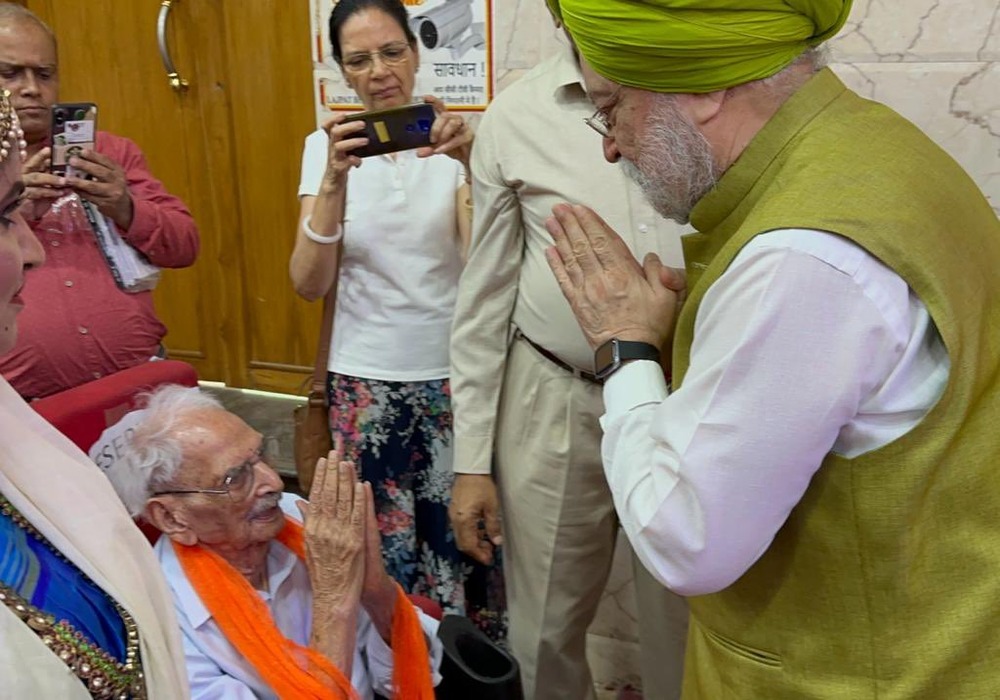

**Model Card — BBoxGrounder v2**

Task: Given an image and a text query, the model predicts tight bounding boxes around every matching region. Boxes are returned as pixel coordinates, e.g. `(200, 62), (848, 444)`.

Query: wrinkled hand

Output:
(21, 147), (69, 219)
(65, 149), (134, 229)
(297, 451), (366, 612)
(319, 112), (368, 191)
(416, 95), (473, 173)
(449, 474), (502, 565)
(545, 203), (686, 351)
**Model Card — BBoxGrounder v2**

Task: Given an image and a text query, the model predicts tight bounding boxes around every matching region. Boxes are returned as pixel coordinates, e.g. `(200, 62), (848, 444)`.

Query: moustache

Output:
(248, 491), (282, 518)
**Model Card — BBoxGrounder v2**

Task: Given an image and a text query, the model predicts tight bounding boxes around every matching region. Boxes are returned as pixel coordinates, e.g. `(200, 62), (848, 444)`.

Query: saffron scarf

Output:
(548, 0), (853, 93)
(173, 517), (435, 700)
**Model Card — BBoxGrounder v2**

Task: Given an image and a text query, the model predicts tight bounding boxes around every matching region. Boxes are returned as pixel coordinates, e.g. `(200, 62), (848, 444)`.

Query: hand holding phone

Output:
(340, 102), (435, 158)
(50, 102), (97, 179)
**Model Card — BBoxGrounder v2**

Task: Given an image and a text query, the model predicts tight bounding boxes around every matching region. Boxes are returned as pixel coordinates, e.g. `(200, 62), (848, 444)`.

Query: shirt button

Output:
(50, 240), (60, 247)
(92, 372), (102, 379)
(78, 326), (88, 335)
(638, 224), (649, 233)
(64, 280), (73, 287)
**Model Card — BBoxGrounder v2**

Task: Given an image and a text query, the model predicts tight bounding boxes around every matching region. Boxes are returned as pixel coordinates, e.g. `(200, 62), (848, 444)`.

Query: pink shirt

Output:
(0, 131), (199, 399)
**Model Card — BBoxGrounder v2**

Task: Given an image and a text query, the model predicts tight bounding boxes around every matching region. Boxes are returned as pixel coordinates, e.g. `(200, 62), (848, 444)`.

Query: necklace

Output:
(0, 493), (147, 700)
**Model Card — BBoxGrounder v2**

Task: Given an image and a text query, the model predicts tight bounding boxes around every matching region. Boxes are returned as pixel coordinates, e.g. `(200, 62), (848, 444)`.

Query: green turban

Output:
(552, 0), (852, 93)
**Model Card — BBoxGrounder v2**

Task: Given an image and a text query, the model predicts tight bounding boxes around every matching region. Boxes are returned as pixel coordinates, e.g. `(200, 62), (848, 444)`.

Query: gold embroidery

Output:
(0, 495), (147, 699)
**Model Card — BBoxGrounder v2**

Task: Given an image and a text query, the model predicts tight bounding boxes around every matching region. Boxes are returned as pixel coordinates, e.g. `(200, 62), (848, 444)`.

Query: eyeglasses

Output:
(152, 439), (274, 503)
(341, 42), (411, 74)
(583, 87), (623, 138)
(584, 107), (611, 137)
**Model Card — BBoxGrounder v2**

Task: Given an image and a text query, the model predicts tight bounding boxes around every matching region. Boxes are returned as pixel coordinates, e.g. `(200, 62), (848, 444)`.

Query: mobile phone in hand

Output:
(341, 102), (435, 158)
(50, 102), (97, 178)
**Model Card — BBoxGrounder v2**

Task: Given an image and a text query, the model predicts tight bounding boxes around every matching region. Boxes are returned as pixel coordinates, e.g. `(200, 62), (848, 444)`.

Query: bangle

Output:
(302, 214), (343, 244)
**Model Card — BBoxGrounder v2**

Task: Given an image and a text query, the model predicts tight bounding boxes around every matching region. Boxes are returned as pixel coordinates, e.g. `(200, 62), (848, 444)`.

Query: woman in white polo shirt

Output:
(290, 0), (505, 641)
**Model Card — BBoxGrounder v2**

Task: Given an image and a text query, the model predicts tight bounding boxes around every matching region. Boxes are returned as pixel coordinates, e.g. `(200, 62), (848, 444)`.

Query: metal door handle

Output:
(157, 0), (189, 91)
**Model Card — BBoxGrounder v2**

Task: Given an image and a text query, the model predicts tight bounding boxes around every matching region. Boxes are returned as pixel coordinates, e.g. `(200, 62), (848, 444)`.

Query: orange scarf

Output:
(173, 518), (435, 700)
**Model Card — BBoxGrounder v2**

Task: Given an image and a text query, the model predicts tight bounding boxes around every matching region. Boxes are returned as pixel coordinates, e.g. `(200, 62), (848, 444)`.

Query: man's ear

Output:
(677, 89), (727, 127)
(145, 499), (198, 546)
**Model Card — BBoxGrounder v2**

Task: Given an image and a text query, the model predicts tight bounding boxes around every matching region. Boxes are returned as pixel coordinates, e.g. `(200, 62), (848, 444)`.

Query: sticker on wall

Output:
(309, 0), (495, 125)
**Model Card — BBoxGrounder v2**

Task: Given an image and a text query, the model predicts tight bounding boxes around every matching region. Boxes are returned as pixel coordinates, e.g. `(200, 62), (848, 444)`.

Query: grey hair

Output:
(737, 47), (827, 104)
(0, 3), (58, 50)
(105, 384), (223, 517)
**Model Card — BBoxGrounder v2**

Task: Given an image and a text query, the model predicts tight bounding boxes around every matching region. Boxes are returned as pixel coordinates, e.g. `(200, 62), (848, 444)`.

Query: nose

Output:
(254, 459), (284, 494)
(369, 54), (391, 79)
(17, 69), (41, 97)
(602, 135), (621, 164)
(15, 212), (44, 270)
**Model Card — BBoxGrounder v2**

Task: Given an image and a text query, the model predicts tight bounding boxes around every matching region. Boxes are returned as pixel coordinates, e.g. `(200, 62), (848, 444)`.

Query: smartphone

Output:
(341, 102), (435, 158)
(51, 102), (98, 178)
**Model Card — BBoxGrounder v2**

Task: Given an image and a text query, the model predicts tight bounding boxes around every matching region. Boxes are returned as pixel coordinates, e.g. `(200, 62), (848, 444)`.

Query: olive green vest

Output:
(673, 69), (1000, 699)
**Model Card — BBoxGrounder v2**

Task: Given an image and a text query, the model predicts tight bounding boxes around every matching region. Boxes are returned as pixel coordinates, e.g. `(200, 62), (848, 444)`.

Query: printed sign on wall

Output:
(309, 0), (495, 125)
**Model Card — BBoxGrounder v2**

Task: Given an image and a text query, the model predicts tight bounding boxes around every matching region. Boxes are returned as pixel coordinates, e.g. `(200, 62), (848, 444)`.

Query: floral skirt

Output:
(327, 372), (507, 642)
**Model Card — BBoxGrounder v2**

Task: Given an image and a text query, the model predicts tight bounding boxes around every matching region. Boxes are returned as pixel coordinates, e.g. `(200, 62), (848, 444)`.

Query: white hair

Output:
(738, 47), (827, 103)
(105, 384), (223, 517)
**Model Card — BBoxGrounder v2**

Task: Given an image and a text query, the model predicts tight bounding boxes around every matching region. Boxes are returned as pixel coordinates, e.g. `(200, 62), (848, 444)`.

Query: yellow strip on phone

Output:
(373, 120), (390, 143)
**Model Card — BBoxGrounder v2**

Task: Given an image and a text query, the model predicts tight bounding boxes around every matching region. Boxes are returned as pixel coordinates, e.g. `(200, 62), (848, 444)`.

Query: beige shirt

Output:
(0, 378), (190, 700)
(450, 42), (686, 475)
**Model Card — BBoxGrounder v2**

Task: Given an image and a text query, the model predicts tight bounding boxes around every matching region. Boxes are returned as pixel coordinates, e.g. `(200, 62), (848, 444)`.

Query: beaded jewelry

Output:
(0, 89), (28, 164)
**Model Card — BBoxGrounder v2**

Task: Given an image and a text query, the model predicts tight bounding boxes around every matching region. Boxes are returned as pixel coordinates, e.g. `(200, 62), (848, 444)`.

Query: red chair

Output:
(31, 360), (198, 451)
(32, 360), (199, 543)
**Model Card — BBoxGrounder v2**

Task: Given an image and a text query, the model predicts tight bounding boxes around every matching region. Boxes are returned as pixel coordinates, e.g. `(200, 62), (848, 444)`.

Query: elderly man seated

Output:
(105, 384), (442, 699)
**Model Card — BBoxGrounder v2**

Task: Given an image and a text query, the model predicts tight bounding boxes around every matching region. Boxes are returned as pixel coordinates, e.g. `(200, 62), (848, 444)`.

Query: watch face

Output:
(594, 338), (618, 374)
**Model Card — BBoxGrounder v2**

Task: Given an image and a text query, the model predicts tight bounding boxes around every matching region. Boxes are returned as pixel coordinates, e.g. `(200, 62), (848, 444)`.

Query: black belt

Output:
(513, 329), (602, 384)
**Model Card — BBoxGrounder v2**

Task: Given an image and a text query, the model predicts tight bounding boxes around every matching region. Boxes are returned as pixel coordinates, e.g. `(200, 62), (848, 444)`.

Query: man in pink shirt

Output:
(0, 4), (199, 399)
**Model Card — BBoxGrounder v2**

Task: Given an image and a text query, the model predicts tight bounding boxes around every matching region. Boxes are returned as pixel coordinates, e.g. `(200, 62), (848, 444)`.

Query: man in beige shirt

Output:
(449, 35), (689, 700)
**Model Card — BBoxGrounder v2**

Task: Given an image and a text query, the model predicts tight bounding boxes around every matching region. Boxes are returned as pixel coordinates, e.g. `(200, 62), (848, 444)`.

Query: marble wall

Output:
(487, 1), (1000, 697)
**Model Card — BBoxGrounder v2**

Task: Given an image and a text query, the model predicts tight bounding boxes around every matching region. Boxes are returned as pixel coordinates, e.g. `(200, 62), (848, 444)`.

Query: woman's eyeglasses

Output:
(341, 42), (411, 74)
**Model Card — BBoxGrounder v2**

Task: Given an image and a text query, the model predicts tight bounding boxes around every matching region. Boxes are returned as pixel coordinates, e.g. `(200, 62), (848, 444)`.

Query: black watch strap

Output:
(594, 338), (661, 381)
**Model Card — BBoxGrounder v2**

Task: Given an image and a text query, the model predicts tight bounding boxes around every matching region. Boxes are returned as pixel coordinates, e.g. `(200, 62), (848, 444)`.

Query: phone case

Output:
(51, 102), (98, 178)
(342, 103), (435, 158)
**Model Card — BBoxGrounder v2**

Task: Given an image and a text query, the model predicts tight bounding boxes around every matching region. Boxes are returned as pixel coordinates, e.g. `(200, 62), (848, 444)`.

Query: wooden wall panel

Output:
(221, 2), (322, 394)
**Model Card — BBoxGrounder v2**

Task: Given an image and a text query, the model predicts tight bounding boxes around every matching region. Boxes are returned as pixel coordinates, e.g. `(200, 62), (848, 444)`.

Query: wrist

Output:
(594, 337), (661, 381)
(302, 214), (343, 244)
(362, 576), (398, 611)
(318, 177), (346, 197)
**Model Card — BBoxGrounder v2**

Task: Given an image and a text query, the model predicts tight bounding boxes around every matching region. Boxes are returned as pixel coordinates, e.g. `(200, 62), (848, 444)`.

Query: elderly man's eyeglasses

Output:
(584, 108), (612, 137)
(584, 88), (623, 138)
(152, 439), (274, 503)
(341, 42), (411, 74)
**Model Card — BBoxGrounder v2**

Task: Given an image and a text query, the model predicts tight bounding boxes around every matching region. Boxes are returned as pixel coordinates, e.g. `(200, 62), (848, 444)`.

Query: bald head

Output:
(0, 4), (56, 52)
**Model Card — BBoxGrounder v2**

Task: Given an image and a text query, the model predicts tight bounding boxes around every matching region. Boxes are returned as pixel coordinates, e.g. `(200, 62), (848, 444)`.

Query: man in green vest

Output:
(544, 0), (1000, 697)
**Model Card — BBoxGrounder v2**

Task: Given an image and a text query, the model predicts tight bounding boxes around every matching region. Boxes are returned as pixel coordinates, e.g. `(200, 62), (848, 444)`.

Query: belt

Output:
(513, 328), (602, 384)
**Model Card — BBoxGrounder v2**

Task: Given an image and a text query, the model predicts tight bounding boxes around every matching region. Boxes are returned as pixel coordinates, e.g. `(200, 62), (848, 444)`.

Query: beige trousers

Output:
(496, 336), (688, 700)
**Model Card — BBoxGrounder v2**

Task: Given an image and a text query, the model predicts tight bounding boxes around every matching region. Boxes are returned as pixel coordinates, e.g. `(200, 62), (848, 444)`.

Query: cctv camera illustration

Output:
(409, 0), (485, 60)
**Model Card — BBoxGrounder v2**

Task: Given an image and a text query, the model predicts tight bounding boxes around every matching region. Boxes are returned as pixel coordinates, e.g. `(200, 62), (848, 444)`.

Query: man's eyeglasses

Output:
(583, 87), (623, 138)
(341, 42), (411, 74)
(584, 107), (612, 138)
(152, 439), (274, 503)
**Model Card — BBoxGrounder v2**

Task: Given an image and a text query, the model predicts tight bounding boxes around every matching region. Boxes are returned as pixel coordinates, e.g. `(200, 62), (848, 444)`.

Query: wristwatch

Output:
(594, 338), (661, 381)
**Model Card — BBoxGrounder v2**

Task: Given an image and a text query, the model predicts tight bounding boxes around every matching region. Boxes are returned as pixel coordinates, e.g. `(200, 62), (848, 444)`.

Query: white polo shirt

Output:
(299, 129), (465, 381)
